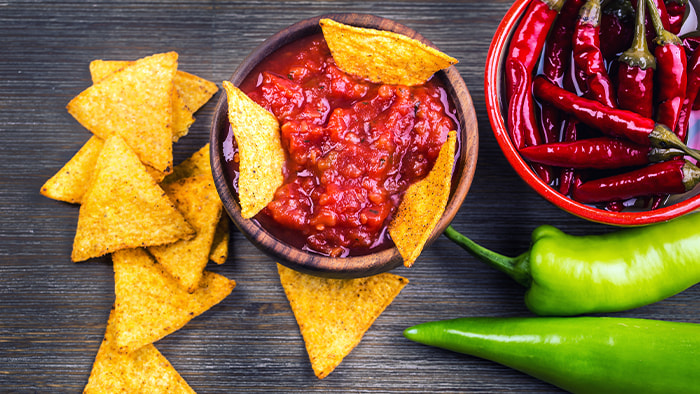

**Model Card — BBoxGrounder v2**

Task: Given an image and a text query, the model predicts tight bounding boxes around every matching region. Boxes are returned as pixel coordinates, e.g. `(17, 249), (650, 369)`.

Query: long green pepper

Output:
(404, 316), (699, 394)
(444, 211), (700, 316)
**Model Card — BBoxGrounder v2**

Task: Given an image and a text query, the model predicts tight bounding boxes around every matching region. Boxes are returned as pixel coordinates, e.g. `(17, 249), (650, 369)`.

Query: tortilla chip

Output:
(174, 70), (219, 113)
(40, 136), (104, 204)
(89, 59), (199, 142)
(389, 130), (456, 267)
(149, 175), (222, 292)
(91, 62), (216, 114)
(209, 217), (229, 265)
(112, 248), (235, 353)
(71, 136), (194, 262)
(277, 263), (408, 379)
(222, 81), (285, 218)
(159, 143), (229, 264)
(84, 309), (195, 394)
(67, 52), (177, 173)
(161, 143), (212, 185)
(319, 18), (457, 86)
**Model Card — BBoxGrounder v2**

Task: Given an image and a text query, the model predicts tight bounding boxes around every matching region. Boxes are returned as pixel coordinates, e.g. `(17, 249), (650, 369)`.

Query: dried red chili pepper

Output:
(682, 31), (700, 58)
(539, 0), (586, 144)
(505, 0), (564, 184)
(557, 119), (579, 195)
(573, 0), (618, 108)
(571, 159), (700, 203)
(600, 0), (636, 59)
(675, 45), (700, 141)
(617, 0), (657, 118)
(647, 0), (687, 133)
(665, 0), (688, 35)
(519, 137), (684, 169)
(532, 76), (700, 161)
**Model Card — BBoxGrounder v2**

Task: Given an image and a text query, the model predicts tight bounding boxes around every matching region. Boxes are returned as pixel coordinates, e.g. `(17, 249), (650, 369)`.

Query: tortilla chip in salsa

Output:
(319, 18), (457, 86)
(389, 130), (457, 267)
(222, 80), (285, 219)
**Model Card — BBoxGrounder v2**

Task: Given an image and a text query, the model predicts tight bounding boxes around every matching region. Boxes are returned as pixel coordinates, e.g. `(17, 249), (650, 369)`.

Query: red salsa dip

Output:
(222, 33), (458, 257)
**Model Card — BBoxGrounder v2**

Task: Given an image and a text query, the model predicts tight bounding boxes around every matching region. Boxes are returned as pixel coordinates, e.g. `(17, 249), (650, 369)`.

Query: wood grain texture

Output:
(1, 1), (698, 393)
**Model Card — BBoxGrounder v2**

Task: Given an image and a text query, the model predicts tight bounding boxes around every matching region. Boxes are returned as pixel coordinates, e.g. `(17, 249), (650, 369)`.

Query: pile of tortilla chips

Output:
(41, 52), (234, 393)
(44, 17), (460, 388)
(222, 19), (459, 379)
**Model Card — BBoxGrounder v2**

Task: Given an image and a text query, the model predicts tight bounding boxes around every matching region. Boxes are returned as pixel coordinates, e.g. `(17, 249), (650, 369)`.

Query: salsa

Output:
(223, 33), (458, 257)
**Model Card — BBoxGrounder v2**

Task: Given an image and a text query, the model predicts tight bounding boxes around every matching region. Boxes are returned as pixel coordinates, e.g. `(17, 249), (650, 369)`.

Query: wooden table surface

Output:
(1, 1), (698, 392)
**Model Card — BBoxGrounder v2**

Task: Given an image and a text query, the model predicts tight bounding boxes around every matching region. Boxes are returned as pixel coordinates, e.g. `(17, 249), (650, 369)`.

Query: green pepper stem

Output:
(649, 124), (700, 162)
(444, 226), (532, 287)
(646, 0), (682, 45)
(619, 0), (656, 69)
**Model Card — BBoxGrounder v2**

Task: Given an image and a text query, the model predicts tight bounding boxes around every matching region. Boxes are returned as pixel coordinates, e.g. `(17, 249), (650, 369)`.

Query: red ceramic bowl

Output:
(211, 13), (479, 278)
(485, 0), (700, 226)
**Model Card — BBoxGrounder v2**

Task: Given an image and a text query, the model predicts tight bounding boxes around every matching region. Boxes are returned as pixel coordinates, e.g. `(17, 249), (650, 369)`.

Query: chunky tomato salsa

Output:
(222, 33), (458, 257)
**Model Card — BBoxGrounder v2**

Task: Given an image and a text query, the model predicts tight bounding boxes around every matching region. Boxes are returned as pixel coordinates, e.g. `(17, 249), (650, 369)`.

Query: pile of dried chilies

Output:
(508, 0), (700, 210)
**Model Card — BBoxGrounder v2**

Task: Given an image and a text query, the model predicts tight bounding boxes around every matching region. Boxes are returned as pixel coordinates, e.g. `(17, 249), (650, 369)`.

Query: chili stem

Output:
(444, 226), (531, 287)
(649, 124), (700, 161)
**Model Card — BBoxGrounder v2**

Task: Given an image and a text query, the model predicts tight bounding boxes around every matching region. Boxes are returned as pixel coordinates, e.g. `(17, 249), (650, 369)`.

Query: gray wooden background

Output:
(1, 1), (698, 392)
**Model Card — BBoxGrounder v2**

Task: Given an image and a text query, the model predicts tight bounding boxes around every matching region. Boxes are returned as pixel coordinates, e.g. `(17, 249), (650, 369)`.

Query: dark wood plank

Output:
(1, 1), (697, 392)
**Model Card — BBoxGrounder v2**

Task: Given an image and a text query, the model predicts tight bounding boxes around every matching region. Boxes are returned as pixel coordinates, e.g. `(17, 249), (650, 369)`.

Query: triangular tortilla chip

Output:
(67, 52), (177, 173)
(319, 18), (457, 86)
(222, 81), (285, 218)
(174, 70), (219, 113)
(40, 136), (104, 204)
(389, 130), (456, 267)
(40, 136), (166, 205)
(277, 263), (408, 379)
(209, 217), (229, 265)
(112, 248), (235, 353)
(84, 309), (195, 394)
(89, 59), (198, 142)
(149, 175), (223, 292)
(71, 136), (194, 262)
(161, 143), (213, 185)
(160, 144), (229, 264)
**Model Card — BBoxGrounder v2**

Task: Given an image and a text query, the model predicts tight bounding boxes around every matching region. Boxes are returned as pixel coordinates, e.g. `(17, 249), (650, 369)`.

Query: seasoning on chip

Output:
(112, 248), (235, 353)
(84, 309), (195, 394)
(389, 130), (457, 267)
(222, 80), (285, 219)
(174, 70), (220, 114)
(319, 18), (457, 86)
(277, 263), (408, 379)
(161, 143), (229, 264)
(149, 175), (223, 292)
(89, 60), (218, 142)
(71, 136), (194, 262)
(40, 136), (104, 204)
(67, 52), (178, 173)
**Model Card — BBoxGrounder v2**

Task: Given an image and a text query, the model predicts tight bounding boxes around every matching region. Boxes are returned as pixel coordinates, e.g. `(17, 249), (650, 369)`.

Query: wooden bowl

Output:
(210, 13), (478, 278)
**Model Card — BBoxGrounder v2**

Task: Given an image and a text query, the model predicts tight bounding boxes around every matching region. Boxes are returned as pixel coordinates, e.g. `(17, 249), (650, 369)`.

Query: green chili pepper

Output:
(404, 316), (699, 394)
(444, 212), (700, 316)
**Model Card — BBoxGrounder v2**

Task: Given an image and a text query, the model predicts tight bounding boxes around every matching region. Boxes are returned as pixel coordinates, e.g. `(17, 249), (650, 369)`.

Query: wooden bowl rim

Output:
(211, 13), (478, 278)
